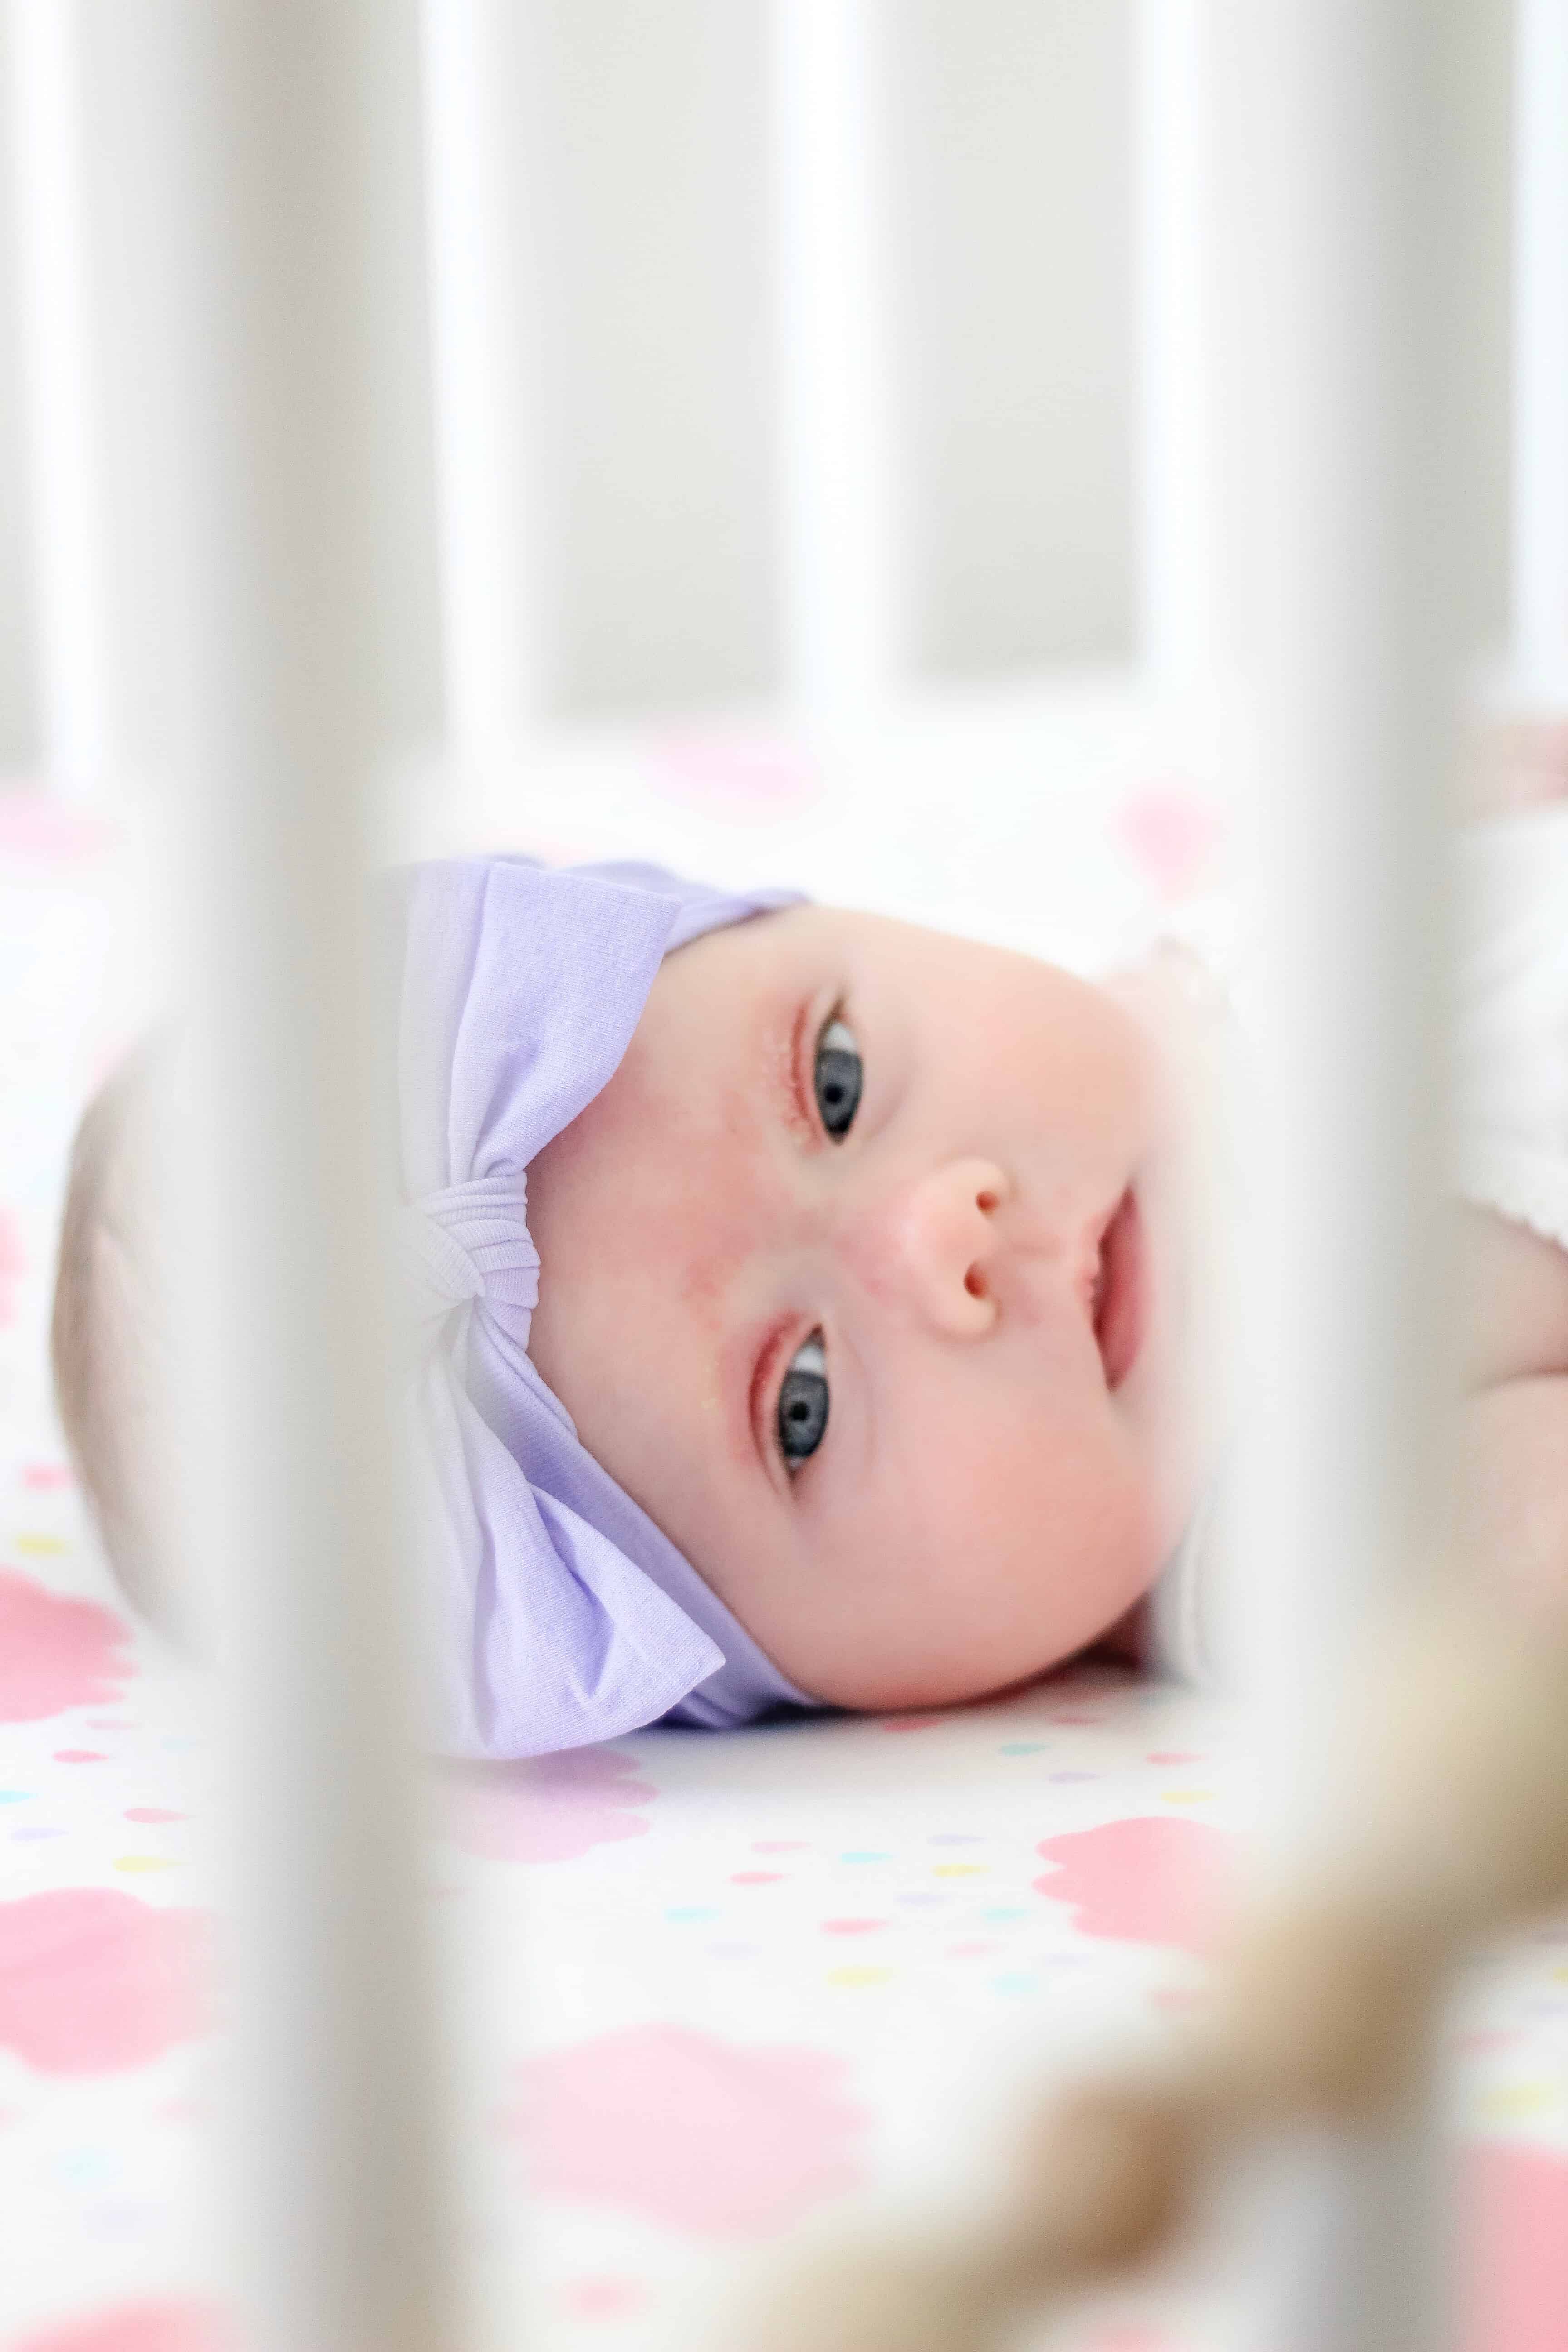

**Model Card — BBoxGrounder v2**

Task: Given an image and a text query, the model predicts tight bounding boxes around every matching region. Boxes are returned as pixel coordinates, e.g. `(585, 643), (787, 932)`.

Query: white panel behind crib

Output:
(885, 0), (1137, 682)
(0, 5), (39, 767)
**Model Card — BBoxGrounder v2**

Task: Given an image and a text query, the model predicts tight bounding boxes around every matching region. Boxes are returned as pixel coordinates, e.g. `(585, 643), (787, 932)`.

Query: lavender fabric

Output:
(391, 856), (821, 1758)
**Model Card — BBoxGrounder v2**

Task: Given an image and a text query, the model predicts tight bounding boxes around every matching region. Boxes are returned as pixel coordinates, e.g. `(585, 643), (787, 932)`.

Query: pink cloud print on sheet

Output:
(441, 1745), (658, 1863)
(1034, 1816), (1236, 1955)
(0, 1889), (212, 2073)
(0, 1572), (136, 1723)
(14, 2305), (231, 2352)
(505, 2024), (869, 2236)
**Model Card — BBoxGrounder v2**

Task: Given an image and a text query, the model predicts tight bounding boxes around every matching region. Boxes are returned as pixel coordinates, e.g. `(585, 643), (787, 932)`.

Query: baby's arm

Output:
(1458, 1203), (1568, 1620)
(1460, 1377), (1568, 1619)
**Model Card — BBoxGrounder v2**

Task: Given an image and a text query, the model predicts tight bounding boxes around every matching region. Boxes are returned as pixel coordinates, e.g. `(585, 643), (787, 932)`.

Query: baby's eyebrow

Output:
(768, 988), (816, 1150)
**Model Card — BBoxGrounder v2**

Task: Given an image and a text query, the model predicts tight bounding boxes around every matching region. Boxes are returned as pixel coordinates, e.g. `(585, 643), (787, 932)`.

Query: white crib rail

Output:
(1222, 8), (1459, 2341)
(86, 9), (456, 2350)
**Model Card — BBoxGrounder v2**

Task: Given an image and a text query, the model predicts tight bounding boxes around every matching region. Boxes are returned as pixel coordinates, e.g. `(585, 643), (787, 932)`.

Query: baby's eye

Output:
(777, 1332), (829, 1469)
(814, 1016), (862, 1140)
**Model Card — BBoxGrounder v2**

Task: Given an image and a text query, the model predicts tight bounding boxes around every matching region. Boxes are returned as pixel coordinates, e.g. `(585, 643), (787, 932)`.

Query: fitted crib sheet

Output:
(4, 794), (1568, 2352)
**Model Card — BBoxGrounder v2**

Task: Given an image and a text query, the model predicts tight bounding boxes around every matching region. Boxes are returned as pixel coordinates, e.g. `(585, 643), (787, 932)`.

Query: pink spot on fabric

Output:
(0, 1891), (212, 2073)
(0, 1575), (134, 1724)
(506, 2024), (867, 2235)
(0, 1210), (24, 1328)
(1463, 2142), (1568, 2352)
(1116, 781), (1225, 900)
(648, 732), (821, 823)
(562, 2276), (648, 2320)
(23, 1462), (74, 1492)
(0, 794), (117, 867)
(441, 1747), (657, 1864)
(54, 1750), (108, 1763)
(124, 1809), (185, 1825)
(1034, 1818), (1236, 1956)
(821, 1919), (885, 1936)
(1146, 1751), (1205, 1765)
(730, 1871), (784, 1885)
(13, 2305), (229, 2352)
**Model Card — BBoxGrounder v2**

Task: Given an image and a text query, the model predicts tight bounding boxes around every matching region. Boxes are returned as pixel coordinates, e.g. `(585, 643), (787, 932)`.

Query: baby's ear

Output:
(53, 1041), (202, 1648)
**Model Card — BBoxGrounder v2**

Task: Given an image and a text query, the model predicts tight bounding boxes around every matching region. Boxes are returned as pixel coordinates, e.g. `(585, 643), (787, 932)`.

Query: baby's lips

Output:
(1093, 1186), (1147, 1391)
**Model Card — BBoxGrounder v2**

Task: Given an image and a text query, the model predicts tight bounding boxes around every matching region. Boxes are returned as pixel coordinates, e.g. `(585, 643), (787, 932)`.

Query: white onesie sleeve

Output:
(1146, 805), (1568, 1686)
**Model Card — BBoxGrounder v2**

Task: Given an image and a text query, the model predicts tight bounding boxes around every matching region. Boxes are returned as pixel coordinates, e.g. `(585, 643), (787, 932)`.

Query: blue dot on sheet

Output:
(839, 1850), (891, 1863)
(0, 1791), (33, 1803)
(983, 1907), (1027, 1923)
(1000, 1742), (1047, 1754)
(665, 1906), (721, 1924)
(990, 1973), (1038, 1996)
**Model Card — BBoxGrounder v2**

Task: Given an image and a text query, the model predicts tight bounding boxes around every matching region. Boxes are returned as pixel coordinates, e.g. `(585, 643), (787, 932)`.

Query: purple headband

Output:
(392, 856), (822, 1758)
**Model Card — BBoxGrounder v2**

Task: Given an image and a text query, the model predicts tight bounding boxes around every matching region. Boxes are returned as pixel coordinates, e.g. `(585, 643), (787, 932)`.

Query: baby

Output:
(52, 854), (1220, 1754)
(51, 804), (1568, 1756)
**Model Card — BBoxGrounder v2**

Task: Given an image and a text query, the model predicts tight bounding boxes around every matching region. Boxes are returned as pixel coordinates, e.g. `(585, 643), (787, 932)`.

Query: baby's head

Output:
(526, 901), (1213, 1712)
(54, 864), (1218, 1732)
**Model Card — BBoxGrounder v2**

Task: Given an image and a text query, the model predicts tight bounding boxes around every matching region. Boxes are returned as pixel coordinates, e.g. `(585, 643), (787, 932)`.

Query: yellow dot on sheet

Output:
(1161, 1788), (1215, 1805)
(931, 1863), (988, 1877)
(826, 1966), (894, 1989)
(113, 1856), (179, 1874)
(1478, 2082), (1554, 2122)
(14, 1533), (67, 1556)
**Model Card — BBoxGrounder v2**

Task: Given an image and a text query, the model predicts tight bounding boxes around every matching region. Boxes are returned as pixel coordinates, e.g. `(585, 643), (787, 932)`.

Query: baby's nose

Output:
(844, 1158), (1009, 1336)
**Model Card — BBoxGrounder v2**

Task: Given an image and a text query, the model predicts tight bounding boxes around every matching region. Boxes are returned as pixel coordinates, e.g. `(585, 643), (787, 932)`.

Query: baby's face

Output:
(526, 906), (1212, 1711)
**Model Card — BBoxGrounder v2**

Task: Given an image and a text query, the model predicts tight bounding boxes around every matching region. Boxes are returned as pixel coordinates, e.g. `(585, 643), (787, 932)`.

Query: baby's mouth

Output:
(1091, 1185), (1146, 1390)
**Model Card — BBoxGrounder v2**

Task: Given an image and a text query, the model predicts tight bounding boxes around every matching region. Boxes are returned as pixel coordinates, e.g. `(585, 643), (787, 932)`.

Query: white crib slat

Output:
(108, 8), (455, 2349)
(1136, 0), (1221, 692)
(770, 0), (897, 720)
(1512, 0), (1568, 705)
(1220, 6), (1458, 2344)
(419, 0), (536, 763)
(6, 0), (113, 789)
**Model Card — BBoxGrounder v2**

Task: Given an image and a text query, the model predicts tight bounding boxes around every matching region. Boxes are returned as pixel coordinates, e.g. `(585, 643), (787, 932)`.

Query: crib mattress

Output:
(5, 799), (1568, 2352)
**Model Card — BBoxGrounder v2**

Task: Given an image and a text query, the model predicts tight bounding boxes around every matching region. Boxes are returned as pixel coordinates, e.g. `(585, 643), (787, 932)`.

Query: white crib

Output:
(0, 5), (1561, 2348)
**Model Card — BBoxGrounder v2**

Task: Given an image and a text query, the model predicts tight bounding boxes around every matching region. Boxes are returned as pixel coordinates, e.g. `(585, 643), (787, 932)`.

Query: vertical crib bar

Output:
(6, 0), (113, 788)
(119, 8), (454, 2350)
(419, 0), (536, 764)
(1511, 0), (1568, 703)
(770, 0), (897, 720)
(1222, 5), (1457, 2345)
(1136, 0), (1221, 694)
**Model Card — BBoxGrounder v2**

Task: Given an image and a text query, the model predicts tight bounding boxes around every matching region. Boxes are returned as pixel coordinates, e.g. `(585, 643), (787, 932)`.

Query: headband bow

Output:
(392, 857), (818, 1757)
